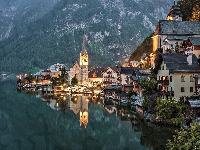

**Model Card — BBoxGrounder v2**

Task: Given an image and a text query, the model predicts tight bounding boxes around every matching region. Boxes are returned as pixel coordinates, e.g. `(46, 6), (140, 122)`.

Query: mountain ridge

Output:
(0, 0), (172, 73)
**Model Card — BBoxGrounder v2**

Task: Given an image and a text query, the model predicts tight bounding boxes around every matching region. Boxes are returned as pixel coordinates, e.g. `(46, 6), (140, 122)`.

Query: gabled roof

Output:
(103, 66), (120, 74)
(154, 20), (200, 35)
(110, 66), (120, 73)
(71, 61), (80, 68)
(161, 53), (200, 73)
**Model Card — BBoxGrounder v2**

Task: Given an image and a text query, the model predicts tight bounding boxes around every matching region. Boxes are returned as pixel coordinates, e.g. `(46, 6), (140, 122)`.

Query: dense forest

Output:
(129, 0), (200, 61)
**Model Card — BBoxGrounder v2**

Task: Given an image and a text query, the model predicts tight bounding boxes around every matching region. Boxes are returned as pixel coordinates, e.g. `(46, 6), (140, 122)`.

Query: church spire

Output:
(82, 31), (87, 54)
(79, 29), (88, 66)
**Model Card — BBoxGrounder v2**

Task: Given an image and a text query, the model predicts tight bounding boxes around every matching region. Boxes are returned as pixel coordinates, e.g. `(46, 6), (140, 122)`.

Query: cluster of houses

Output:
(18, 3), (200, 119)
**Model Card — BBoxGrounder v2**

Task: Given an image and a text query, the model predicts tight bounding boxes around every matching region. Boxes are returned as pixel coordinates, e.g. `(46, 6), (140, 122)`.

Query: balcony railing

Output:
(157, 80), (169, 85)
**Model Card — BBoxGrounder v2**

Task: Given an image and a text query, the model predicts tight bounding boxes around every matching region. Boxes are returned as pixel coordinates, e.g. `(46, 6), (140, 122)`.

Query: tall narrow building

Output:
(70, 32), (89, 85)
(79, 33), (89, 85)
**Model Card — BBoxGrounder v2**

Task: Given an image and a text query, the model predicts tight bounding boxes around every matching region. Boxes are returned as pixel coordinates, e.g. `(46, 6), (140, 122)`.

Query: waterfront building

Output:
(88, 67), (104, 87)
(102, 66), (120, 86)
(156, 53), (200, 100)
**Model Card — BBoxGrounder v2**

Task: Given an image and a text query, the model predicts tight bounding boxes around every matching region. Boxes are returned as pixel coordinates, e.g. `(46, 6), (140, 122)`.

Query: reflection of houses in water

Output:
(102, 106), (117, 116)
(70, 94), (89, 128)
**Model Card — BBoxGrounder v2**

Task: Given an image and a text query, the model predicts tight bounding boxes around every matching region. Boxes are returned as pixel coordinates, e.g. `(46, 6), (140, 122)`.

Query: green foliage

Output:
(116, 87), (122, 93)
(155, 97), (186, 126)
(142, 95), (149, 111)
(50, 77), (59, 86)
(177, 0), (200, 21)
(167, 121), (200, 150)
(59, 67), (69, 85)
(126, 91), (137, 99)
(71, 77), (78, 86)
(23, 74), (36, 84)
(140, 73), (157, 96)
(129, 33), (153, 61)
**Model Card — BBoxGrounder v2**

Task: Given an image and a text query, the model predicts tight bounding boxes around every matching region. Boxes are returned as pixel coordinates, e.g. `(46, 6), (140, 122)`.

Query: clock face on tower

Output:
(80, 54), (88, 66)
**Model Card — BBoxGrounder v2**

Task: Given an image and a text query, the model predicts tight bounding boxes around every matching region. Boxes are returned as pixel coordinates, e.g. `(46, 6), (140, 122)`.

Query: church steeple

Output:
(166, 0), (183, 21)
(82, 31), (87, 54)
(80, 31), (88, 66)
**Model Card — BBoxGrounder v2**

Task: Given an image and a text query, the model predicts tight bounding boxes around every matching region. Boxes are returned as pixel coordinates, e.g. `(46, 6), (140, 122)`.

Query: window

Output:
(181, 75), (185, 82)
(162, 66), (164, 70)
(170, 76), (172, 82)
(190, 75), (194, 82)
(190, 87), (193, 92)
(181, 87), (184, 92)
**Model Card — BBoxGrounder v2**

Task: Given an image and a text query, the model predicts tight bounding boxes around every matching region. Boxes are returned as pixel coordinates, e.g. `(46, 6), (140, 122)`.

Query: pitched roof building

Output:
(156, 53), (200, 100)
(150, 2), (200, 68)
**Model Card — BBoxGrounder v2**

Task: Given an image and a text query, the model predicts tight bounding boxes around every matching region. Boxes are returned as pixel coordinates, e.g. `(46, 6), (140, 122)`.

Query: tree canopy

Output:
(177, 0), (200, 21)
(167, 121), (200, 150)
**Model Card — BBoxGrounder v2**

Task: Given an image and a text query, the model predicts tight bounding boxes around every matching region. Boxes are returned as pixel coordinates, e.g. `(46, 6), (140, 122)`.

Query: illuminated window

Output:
(93, 73), (97, 78)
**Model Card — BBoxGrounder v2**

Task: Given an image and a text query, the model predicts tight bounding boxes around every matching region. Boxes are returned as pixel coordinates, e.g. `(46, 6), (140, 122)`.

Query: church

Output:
(70, 33), (89, 85)
(150, 1), (200, 68)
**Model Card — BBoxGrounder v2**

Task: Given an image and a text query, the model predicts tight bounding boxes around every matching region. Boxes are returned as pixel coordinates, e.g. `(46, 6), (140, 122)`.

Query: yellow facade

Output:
(157, 61), (197, 100)
(152, 35), (159, 52)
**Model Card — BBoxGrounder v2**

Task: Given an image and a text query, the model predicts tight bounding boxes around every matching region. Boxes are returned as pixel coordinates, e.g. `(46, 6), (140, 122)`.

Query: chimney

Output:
(187, 54), (193, 65)
(174, 0), (176, 5)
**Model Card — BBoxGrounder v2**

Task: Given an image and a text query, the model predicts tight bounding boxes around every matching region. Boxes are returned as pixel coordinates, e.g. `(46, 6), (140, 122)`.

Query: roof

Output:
(161, 53), (200, 73)
(154, 20), (200, 35)
(164, 36), (188, 41)
(188, 100), (200, 108)
(189, 37), (200, 45)
(120, 67), (138, 75)
(103, 66), (120, 74)
(110, 66), (120, 73)
(167, 5), (183, 17)
(123, 84), (133, 87)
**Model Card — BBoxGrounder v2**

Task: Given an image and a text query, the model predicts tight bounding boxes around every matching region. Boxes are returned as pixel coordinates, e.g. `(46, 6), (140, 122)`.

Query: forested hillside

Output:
(0, 0), (173, 74)
(129, 0), (200, 62)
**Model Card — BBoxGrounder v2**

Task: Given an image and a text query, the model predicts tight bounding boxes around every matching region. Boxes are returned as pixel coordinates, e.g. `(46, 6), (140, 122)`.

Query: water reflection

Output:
(3, 81), (175, 150)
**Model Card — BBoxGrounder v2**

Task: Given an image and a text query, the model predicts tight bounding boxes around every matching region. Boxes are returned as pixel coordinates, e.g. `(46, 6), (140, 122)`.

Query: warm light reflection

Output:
(80, 110), (88, 128)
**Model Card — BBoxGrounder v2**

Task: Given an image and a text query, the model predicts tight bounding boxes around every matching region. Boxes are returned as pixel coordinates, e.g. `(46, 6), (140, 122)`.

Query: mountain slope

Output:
(0, 0), (172, 73)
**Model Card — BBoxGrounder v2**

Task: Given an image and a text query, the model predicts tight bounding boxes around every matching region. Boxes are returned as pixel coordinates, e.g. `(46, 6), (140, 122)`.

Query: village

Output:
(17, 3), (200, 130)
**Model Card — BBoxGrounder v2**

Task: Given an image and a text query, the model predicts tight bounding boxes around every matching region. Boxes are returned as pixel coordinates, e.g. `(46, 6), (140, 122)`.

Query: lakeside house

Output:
(155, 53), (200, 100)
(88, 67), (104, 87)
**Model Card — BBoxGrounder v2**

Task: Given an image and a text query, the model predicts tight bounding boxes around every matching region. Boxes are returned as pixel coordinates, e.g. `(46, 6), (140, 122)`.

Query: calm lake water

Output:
(0, 77), (175, 150)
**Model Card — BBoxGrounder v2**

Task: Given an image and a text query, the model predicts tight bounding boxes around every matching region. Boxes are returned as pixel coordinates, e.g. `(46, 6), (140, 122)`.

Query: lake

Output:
(0, 77), (175, 150)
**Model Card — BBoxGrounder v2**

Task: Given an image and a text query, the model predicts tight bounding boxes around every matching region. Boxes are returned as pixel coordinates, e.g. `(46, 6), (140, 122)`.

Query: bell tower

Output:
(79, 31), (89, 85)
(80, 33), (88, 66)
(166, 0), (183, 21)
